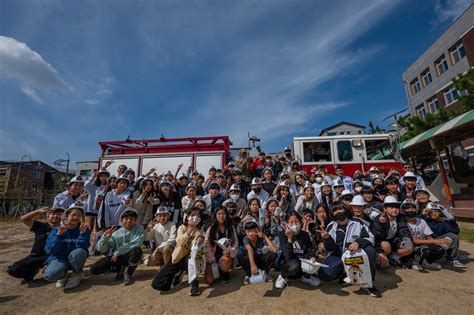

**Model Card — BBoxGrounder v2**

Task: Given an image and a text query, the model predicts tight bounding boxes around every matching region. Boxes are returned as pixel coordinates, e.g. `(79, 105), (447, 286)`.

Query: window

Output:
(303, 141), (332, 162)
(31, 183), (39, 190)
(421, 69), (432, 87)
(80, 169), (92, 176)
(327, 132), (336, 136)
(427, 96), (440, 113)
(450, 41), (465, 64)
(337, 141), (353, 161)
(365, 139), (394, 161)
(32, 171), (41, 179)
(435, 55), (448, 76)
(339, 131), (345, 135)
(358, 130), (362, 134)
(416, 104), (426, 118)
(0, 169), (6, 176)
(443, 85), (459, 105)
(411, 78), (421, 95)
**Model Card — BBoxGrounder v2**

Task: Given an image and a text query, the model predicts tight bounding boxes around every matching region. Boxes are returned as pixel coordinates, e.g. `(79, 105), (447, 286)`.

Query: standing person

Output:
(247, 178), (270, 206)
(117, 164), (128, 177)
(403, 203), (448, 271)
(295, 182), (319, 214)
(235, 149), (252, 183)
(203, 167), (218, 194)
(182, 183), (198, 220)
(134, 178), (160, 227)
(204, 206), (239, 284)
(372, 196), (414, 268)
(230, 168), (251, 200)
(98, 175), (133, 229)
(145, 207), (177, 267)
(275, 211), (320, 289)
(176, 174), (190, 199)
(203, 182), (226, 215)
(400, 163), (426, 189)
(151, 208), (205, 296)
(43, 204), (91, 290)
(283, 147), (294, 164)
(53, 176), (84, 209)
(250, 152), (266, 178)
(158, 180), (182, 225)
(261, 167), (277, 196)
(91, 208), (145, 285)
(84, 168), (110, 231)
(7, 207), (64, 284)
(317, 181), (334, 210)
(242, 221), (277, 284)
(223, 184), (247, 217)
(317, 203), (381, 298)
(334, 165), (353, 192)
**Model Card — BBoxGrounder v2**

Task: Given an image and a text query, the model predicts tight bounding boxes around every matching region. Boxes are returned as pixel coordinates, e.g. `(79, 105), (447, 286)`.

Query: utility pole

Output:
(66, 153), (70, 181)
(14, 155), (31, 188)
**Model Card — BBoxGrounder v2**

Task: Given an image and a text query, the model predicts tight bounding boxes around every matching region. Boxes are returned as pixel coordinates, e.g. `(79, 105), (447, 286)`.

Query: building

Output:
(76, 161), (98, 180)
(0, 160), (68, 213)
(319, 122), (365, 136)
(403, 5), (474, 118)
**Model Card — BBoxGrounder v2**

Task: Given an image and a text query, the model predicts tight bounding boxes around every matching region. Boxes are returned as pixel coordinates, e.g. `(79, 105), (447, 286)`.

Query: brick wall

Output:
(462, 28), (474, 65)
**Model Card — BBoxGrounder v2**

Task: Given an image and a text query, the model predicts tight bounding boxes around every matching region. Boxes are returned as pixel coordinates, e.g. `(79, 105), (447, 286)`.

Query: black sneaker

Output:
(172, 270), (185, 287)
(123, 274), (134, 286)
(339, 277), (350, 286)
(363, 286), (382, 298)
(189, 280), (200, 296)
(222, 272), (230, 283)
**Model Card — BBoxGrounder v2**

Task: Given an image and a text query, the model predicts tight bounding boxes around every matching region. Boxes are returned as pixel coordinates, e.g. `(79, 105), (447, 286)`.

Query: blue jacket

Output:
(419, 215), (459, 238)
(44, 226), (91, 264)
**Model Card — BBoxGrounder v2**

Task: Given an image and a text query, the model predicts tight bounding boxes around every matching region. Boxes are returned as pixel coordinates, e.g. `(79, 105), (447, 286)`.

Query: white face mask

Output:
(231, 194), (239, 201)
(355, 186), (362, 193)
(189, 215), (201, 225)
(289, 224), (301, 234)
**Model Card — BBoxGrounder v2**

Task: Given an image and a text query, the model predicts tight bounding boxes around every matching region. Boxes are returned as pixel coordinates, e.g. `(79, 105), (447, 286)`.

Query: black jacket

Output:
(278, 230), (315, 260)
(372, 214), (411, 243)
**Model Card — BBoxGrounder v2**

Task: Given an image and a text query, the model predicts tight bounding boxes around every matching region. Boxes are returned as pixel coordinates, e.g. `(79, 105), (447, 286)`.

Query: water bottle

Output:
(249, 270), (266, 284)
(211, 263), (220, 279)
(274, 207), (281, 217)
(258, 207), (265, 227)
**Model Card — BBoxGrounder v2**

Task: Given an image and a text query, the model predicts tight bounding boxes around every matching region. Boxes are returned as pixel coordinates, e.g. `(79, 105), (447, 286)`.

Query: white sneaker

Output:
(447, 259), (466, 268)
(64, 272), (84, 289)
(275, 274), (287, 289)
(411, 263), (423, 271)
(422, 261), (442, 270)
(243, 276), (251, 285)
(55, 277), (68, 288)
(301, 275), (321, 287)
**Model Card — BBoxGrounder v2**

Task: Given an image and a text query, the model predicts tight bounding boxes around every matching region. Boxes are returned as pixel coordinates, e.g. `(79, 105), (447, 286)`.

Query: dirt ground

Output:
(0, 221), (473, 315)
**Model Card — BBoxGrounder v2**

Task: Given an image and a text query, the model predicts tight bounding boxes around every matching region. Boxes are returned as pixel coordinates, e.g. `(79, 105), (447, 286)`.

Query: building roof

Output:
(0, 160), (62, 173)
(319, 121), (366, 136)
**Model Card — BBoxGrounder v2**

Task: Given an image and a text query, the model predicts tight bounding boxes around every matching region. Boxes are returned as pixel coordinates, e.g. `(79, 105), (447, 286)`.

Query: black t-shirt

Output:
(243, 236), (265, 256)
(30, 221), (53, 257)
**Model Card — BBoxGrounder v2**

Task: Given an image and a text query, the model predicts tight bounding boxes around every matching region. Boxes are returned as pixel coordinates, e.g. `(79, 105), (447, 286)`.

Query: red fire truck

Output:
(293, 133), (403, 176)
(98, 136), (232, 177)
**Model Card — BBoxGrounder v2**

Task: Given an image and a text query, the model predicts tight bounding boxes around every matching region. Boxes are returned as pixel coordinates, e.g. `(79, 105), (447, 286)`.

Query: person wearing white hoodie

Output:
(145, 207), (177, 267)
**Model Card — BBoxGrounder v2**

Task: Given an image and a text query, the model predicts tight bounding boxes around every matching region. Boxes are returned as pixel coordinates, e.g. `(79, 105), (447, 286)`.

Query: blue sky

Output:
(0, 0), (472, 165)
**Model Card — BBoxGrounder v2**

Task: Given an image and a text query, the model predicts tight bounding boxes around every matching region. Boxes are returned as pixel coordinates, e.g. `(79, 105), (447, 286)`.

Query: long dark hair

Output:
(208, 206), (236, 246)
(314, 203), (330, 227)
(243, 197), (261, 217)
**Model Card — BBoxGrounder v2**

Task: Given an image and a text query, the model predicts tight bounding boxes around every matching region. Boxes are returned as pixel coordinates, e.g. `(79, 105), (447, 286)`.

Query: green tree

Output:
(367, 121), (386, 134)
(453, 66), (474, 111)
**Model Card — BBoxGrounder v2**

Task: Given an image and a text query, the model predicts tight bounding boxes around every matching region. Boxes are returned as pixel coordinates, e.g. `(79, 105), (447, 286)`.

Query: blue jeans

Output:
(44, 248), (88, 282)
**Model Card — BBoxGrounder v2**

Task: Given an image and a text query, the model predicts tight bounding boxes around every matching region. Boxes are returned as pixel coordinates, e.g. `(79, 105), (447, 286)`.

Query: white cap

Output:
(251, 177), (262, 186)
(116, 174), (130, 184)
(185, 183), (197, 192)
(320, 180), (332, 187)
(229, 183), (241, 192)
(401, 199), (416, 209)
(349, 195), (366, 206)
(369, 166), (379, 173)
(383, 195), (401, 206)
(65, 202), (85, 216)
(68, 176), (84, 185)
(332, 178), (344, 188)
(303, 181), (314, 191)
(427, 202), (442, 211)
(403, 171), (417, 180)
(155, 206), (171, 216)
(338, 189), (354, 200)
(279, 181), (290, 189)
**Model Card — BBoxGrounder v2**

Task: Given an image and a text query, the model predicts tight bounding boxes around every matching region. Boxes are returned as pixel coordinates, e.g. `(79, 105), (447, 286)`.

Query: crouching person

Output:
(151, 207), (204, 296)
(242, 221), (277, 285)
(90, 208), (144, 285)
(145, 206), (177, 267)
(43, 203), (90, 290)
(7, 207), (64, 284)
(318, 203), (381, 298)
(204, 206), (239, 284)
(275, 211), (320, 290)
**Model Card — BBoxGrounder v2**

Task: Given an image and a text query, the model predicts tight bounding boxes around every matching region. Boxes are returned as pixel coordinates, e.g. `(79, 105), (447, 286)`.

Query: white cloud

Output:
(0, 35), (71, 103)
(433, 0), (472, 25)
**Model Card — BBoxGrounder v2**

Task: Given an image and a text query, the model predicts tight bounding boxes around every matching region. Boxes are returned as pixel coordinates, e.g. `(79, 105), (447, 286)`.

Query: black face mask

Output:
(405, 210), (417, 218)
(334, 211), (348, 221)
(254, 188), (262, 193)
(227, 207), (237, 216)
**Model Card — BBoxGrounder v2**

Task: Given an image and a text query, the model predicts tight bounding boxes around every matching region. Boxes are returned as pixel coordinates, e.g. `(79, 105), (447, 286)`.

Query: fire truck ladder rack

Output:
(99, 136), (233, 156)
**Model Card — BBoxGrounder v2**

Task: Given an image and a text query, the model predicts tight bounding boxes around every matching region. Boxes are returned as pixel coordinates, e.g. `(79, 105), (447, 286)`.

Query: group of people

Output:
(7, 148), (466, 298)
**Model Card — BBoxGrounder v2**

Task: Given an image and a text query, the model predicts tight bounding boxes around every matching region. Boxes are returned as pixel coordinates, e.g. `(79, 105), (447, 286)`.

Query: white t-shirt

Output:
(407, 218), (432, 240)
(387, 219), (398, 240)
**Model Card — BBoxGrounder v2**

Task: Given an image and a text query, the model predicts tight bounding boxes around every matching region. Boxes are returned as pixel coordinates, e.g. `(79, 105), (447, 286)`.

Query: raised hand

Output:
(57, 222), (67, 236)
(316, 229), (329, 239)
(104, 226), (118, 237)
(79, 222), (88, 234)
(348, 242), (359, 252)
(104, 160), (114, 168)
